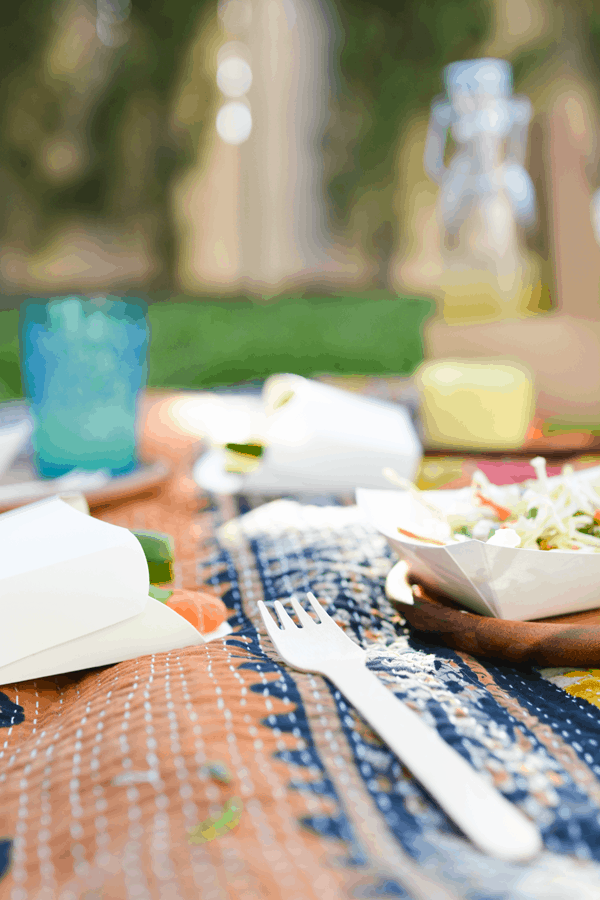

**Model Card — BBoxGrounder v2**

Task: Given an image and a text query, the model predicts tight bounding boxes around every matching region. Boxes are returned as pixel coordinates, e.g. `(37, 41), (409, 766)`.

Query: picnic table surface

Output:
(1, 389), (600, 900)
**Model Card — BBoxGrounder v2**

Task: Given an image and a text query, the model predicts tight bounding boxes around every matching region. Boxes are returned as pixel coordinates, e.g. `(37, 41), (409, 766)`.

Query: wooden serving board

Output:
(395, 580), (600, 667)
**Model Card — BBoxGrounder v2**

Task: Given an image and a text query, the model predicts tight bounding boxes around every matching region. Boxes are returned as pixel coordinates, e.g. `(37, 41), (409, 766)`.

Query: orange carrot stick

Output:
(165, 590), (228, 634)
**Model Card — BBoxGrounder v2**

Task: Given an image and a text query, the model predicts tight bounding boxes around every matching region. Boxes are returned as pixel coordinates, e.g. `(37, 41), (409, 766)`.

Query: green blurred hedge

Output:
(0, 294), (432, 399)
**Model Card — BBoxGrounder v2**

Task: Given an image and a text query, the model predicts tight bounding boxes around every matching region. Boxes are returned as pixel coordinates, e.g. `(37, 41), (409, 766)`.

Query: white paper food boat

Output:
(357, 465), (600, 622)
(0, 497), (231, 684)
(192, 374), (422, 494)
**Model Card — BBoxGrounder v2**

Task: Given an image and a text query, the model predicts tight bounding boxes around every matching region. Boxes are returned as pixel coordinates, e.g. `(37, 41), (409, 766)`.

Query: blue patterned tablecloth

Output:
(202, 493), (600, 900)
(1, 480), (600, 899)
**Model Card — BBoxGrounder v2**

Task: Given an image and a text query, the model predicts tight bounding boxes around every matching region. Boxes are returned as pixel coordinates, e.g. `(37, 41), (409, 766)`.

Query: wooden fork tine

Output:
(257, 600), (281, 641)
(306, 592), (330, 623)
(273, 600), (297, 629)
(289, 596), (316, 627)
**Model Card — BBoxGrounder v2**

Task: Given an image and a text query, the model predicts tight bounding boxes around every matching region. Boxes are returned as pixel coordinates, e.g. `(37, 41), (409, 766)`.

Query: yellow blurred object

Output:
(416, 360), (535, 450)
(438, 254), (546, 326)
(415, 457), (466, 490)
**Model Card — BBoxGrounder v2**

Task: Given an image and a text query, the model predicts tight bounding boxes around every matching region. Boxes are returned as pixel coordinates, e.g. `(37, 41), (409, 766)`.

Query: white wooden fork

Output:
(257, 592), (542, 863)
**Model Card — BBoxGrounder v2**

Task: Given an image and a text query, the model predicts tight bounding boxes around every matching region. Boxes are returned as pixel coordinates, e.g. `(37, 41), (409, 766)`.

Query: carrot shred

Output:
(473, 490), (512, 522)
(397, 527), (447, 546)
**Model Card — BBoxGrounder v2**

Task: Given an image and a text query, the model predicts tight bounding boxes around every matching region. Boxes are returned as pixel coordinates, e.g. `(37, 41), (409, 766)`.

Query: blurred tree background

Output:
(0, 0), (210, 291)
(2, 0), (600, 290)
(0, 0), (493, 290)
(2, 0), (599, 396)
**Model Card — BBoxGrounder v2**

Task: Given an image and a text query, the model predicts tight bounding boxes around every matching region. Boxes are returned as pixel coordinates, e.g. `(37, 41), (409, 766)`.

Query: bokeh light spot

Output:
(217, 57), (253, 98)
(216, 102), (252, 145)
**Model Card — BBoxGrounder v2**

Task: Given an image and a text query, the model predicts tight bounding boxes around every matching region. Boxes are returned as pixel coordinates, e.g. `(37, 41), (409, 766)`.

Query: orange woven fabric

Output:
(0, 395), (358, 900)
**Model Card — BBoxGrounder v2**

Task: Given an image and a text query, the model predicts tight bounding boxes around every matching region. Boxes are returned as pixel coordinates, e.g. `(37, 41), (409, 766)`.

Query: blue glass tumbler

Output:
(19, 295), (150, 478)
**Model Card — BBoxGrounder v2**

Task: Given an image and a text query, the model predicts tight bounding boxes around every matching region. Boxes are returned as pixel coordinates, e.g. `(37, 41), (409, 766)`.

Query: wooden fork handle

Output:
(325, 659), (541, 863)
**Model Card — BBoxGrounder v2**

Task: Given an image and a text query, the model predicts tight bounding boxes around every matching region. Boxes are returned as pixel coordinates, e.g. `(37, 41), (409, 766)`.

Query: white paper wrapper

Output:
(356, 465), (600, 621)
(194, 374), (422, 494)
(0, 497), (230, 683)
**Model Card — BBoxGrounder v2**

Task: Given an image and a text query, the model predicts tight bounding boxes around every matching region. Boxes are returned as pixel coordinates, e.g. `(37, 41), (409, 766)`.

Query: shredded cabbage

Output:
(444, 457), (600, 551)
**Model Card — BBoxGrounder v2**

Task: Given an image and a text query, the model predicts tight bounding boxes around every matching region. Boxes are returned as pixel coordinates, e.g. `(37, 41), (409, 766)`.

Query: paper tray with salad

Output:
(356, 458), (600, 622)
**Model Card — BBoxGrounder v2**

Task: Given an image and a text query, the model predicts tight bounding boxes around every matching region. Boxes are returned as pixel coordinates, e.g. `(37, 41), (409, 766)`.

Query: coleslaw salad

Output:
(391, 457), (600, 553)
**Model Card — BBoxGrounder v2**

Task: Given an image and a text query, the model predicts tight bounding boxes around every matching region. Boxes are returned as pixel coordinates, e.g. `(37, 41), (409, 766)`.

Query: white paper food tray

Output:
(357, 466), (600, 621)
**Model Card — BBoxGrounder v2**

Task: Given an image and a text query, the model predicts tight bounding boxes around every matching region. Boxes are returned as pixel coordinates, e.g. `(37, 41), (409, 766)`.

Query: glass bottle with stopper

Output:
(424, 58), (541, 323)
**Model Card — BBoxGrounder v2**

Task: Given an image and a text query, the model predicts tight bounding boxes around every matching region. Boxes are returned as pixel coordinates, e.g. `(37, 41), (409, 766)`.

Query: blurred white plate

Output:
(0, 401), (170, 512)
(0, 418), (31, 479)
